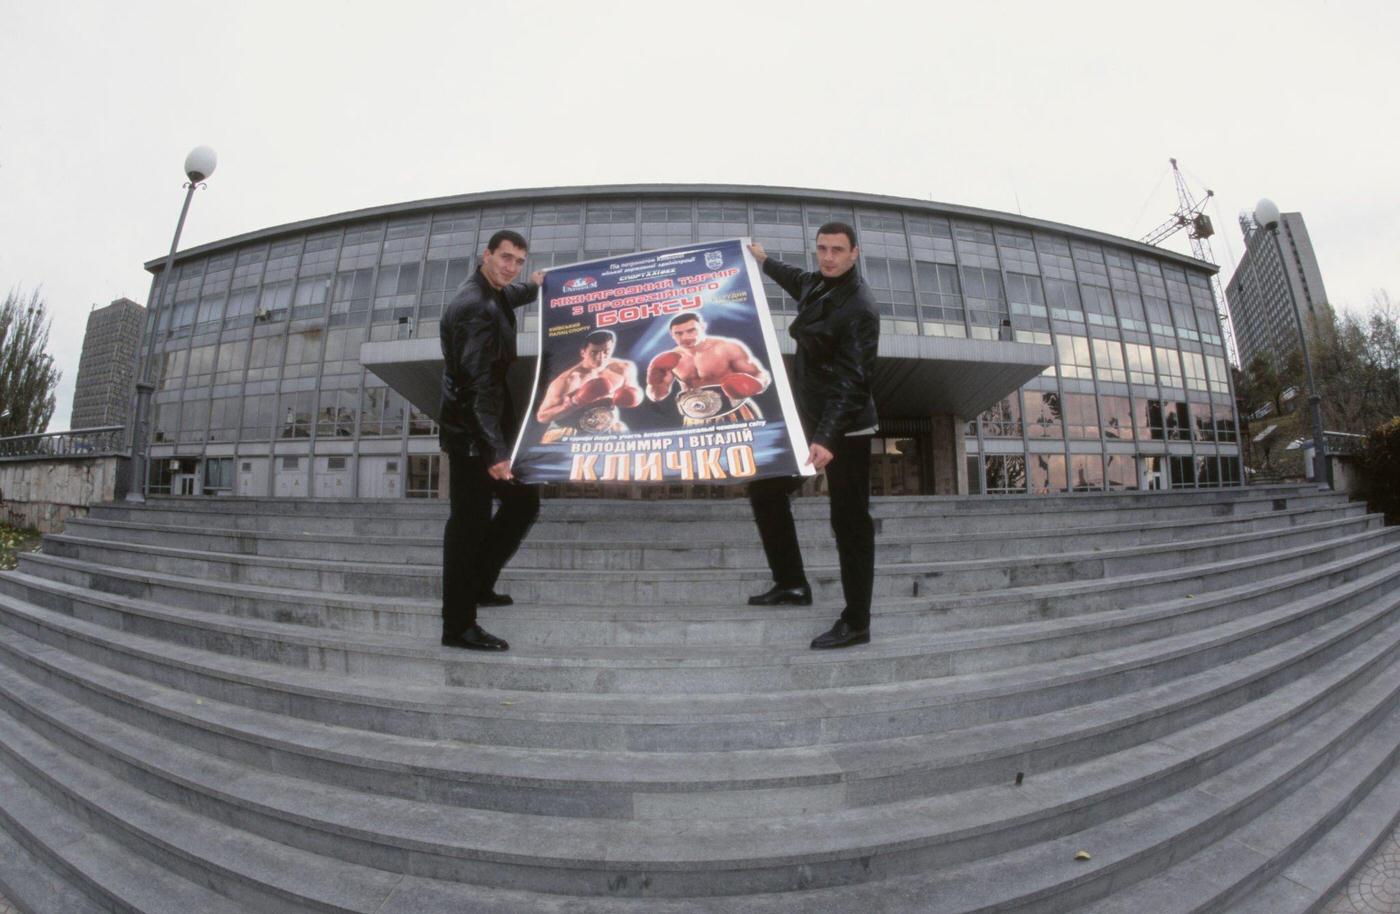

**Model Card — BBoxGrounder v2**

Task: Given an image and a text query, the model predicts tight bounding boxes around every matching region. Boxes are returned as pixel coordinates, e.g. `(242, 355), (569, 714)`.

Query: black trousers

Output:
(748, 435), (874, 629)
(441, 450), (540, 634)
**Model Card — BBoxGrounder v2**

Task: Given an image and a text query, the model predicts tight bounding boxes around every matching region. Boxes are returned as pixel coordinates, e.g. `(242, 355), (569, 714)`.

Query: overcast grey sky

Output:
(2, 0), (1396, 431)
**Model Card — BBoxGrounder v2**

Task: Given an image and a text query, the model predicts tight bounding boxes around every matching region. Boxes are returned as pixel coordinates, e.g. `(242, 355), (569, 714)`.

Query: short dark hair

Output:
(486, 229), (528, 253)
(815, 221), (858, 248)
(669, 311), (702, 329)
(583, 330), (616, 348)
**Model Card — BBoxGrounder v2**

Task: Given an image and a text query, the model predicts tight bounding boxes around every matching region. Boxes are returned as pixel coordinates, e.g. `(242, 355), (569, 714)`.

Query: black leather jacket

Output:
(762, 258), (879, 447)
(438, 268), (539, 462)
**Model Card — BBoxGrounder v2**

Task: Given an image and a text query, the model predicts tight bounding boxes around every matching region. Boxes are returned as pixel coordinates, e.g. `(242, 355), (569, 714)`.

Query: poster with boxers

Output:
(510, 238), (813, 485)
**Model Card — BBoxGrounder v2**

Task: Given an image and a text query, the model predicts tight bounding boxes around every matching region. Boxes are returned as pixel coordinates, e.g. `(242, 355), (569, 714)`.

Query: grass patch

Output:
(0, 524), (43, 571)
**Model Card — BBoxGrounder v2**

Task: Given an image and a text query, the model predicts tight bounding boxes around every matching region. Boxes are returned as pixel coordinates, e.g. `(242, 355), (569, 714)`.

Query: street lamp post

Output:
(1252, 198), (1330, 490)
(127, 146), (217, 504)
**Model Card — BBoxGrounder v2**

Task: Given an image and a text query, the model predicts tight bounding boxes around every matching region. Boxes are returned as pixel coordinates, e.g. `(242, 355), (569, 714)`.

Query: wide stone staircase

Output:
(0, 484), (1396, 912)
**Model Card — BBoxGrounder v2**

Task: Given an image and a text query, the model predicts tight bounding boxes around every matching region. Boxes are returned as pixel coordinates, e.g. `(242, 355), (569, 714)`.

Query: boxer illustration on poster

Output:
(511, 238), (813, 485)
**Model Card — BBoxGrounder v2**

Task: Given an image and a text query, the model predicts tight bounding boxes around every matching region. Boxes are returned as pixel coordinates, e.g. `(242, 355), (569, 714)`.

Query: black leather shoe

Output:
(441, 625), (510, 651)
(810, 620), (870, 650)
(476, 591), (514, 607)
(747, 583), (813, 606)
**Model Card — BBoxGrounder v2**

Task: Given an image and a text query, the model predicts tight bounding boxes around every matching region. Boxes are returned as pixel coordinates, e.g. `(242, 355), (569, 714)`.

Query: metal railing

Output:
(0, 426), (128, 460)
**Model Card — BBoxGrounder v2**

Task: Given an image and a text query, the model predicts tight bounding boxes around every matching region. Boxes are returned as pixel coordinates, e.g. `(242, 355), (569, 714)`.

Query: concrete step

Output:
(11, 526), (1399, 655)
(0, 570), (1394, 823)
(0, 809), (108, 914)
(0, 738), (246, 914)
(3, 544), (1397, 696)
(2, 558), (1396, 758)
(1076, 707), (1400, 914)
(60, 499), (1367, 568)
(86, 486), (1345, 539)
(1224, 756), (1400, 913)
(0, 707), (400, 913)
(33, 512), (1382, 605)
(0, 613), (1394, 901)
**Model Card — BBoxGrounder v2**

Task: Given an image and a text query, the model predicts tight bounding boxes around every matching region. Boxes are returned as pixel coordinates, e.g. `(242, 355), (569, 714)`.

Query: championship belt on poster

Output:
(510, 238), (812, 485)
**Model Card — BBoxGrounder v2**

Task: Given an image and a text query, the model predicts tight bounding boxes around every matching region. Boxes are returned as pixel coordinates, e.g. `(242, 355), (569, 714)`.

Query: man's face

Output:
(581, 340), (613, 368)
(480, 240), (528, 289)
(670, 318), (704, 349)
(815, 232), (859, 279)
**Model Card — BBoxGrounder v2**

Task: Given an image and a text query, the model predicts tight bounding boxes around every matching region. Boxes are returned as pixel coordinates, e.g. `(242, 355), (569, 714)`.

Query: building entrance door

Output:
(871, 436), (922, 496)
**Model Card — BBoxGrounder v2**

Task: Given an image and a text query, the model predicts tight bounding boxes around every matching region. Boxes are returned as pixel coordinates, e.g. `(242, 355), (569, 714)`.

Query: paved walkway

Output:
(1323, 824), (1400, 914)
(1, 825), (1396, 912)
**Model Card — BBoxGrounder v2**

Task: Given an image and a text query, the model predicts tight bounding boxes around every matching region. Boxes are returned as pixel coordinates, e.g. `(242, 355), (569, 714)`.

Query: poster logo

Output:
(563, 276), (598, 292)
(705, 250), (724, 270)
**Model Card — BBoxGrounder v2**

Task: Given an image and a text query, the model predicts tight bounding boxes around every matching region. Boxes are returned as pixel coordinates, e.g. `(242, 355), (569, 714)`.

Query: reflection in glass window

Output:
(1070, 455), (1104, 491)
(258, 281), (293, 323)
(1154, 346), (1182, 387)
(293, 275), (331, 321)
(278, 390), (314, 439)
(1080, 284), (1114, 328)
(985, 455), (1027, 494)
(1181, 351), (1208, 391)
(1005, 273), (1046, 320)
(331, 268), (373, 327)
(979, 396), (1022, 438)
(916, 261), (964, 333)
(208, 398), (241, 443)
(1056, 335), (1092, 380)
(1099, 396), (1133, 440)
(1025, 391), (1063, 439)
(360, 386), (405, 437)
(408, 402), (437, 436)
(214, 340), (247, 385)
(1105, 453), (1137, 490)
(241, 395), (274, 440)
(1030, 453), (1067, 494)
(1191, 401), (1215, 442)
(407, 454), (441, 498)
(1206, 354), (1230, 395)
(1092, 339), (1126, 383)
(317, 387), (357, 438)
(962, 267), (1006, 337)
(1125, 342), (1154, 385)
(1045, 278), (1083, 322)
(1062, 393), (1099, 438)
(1170, 455), (1196, 489)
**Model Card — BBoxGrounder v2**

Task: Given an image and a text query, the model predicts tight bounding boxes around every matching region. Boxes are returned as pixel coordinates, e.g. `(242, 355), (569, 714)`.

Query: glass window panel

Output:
(979, 396), (1022, 438)
(1030, 452), (1067, 494)
(1024, 390), (1063, 439)
(1070, 454), (1104, 491)
(1099, 396), (1134, 441)
(1062, 393), (1100, 438)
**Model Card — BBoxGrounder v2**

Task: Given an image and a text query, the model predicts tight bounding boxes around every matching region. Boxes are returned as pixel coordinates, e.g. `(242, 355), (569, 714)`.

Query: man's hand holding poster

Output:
(511, 238), (813, 485)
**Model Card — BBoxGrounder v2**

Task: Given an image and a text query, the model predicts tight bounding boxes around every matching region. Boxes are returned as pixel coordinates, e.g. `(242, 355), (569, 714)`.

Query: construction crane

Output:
(1140, 158), (1239, 366)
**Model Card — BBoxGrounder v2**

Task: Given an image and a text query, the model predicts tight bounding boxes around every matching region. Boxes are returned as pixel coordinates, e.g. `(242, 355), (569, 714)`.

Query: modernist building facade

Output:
(1225, 211), (1330, 372)
(138, 185), (1241, 498)
(71, 297), (145, 430)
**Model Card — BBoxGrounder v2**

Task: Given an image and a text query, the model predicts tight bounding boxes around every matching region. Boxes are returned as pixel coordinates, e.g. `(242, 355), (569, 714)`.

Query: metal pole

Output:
(1266, 224), (1331, 490)
(128, 181), (201, 503)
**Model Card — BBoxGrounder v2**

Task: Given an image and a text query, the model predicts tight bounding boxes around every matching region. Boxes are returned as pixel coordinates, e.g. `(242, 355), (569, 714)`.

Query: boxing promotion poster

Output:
(510, 238), (813, 485)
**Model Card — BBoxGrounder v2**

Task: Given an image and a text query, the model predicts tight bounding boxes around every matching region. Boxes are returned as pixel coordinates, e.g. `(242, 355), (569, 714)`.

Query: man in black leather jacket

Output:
(747, 224), (880, 649)
(438, 229), (545, 651)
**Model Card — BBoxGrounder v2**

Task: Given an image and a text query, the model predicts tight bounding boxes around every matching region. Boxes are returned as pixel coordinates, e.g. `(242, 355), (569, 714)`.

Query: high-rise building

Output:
(1224, 212), (1330, 371)
(70, 297), (145, 430)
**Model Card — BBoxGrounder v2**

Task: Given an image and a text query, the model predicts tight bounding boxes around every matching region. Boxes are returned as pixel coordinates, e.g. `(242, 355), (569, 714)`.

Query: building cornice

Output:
(145, 183), (1218, 276)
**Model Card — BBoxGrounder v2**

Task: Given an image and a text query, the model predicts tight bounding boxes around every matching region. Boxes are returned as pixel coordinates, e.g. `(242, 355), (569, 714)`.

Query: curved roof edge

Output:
(144, 183), (1218, 275)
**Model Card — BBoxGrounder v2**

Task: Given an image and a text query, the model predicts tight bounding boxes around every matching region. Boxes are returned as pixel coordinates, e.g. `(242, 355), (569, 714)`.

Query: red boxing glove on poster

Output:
(720, 373), (764, 399)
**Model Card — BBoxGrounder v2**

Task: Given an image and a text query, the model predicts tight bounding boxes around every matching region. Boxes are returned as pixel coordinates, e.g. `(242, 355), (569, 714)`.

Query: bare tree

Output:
(0, 287), (61, 436)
